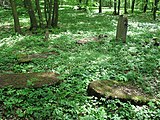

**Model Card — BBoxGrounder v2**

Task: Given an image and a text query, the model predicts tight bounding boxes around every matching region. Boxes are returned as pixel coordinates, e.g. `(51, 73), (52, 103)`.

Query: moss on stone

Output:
(16, 51), (58, 63)
(87, 80), (160, 105)
(0, 72), (60, 88)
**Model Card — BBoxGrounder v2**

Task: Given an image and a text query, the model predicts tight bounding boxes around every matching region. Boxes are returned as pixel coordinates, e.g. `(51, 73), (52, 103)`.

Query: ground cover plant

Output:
(0, 5), (160, 119)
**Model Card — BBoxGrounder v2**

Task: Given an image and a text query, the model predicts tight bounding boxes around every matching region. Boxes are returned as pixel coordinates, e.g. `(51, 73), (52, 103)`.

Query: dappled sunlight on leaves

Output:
(0, 6), (160, 119)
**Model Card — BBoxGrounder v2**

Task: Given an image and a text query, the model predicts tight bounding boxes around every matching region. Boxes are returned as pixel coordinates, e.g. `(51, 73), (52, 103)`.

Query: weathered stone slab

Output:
(87, 80), (160, 104)
(17, 51), (58, 63)
(76, 34), (108, 44)
(0, 72), (60, 88)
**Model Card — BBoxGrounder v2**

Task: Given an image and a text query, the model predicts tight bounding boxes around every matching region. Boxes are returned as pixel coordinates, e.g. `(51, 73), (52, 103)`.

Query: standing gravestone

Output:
(116, 15), (128, 43)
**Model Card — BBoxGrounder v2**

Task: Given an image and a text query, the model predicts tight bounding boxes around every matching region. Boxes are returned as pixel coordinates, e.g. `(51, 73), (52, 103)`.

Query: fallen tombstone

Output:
(0, 72), (60, 88)
(87, 80), (160, 105)
(76, 34), (108, 44)
(17, 51), (58, 63)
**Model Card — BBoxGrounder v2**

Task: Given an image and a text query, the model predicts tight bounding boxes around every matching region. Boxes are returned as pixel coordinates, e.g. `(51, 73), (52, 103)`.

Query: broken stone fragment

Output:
(0, 72), (60, 88)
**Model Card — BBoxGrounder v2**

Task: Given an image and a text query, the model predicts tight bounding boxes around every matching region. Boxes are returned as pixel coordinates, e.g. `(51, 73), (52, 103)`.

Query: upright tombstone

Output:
(116, 15), (128, 43)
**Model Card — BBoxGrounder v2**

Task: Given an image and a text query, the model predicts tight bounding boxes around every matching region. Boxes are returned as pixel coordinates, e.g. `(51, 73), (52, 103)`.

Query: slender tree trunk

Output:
(47, 0), (53, 27)
(51, 0), (59, 27)
(153, 0), (159, 20)
(109, 0), (112, 8)
(113, 0), (117, 15)
(23, 0), (27, 8)
(131, 0), (135, 13)
(124, 0), (128, 14)
(35, 0), (44, 27)
(9, 0), (21, 34)
(151, 2), (154, 12)
(117, 0), (120, 15)
(44, 0), (48, 24)
(143, 0), (148, 13)
(99, 0), (102, 13)
(24, 0), (38, 30)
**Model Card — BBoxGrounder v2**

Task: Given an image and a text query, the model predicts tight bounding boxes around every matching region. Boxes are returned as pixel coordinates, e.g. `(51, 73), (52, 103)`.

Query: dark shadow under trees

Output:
(10, 0), (59, 34)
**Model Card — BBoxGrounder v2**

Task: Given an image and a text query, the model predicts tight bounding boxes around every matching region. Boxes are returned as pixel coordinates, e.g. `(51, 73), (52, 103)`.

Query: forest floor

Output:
(0, 6), (160, 119)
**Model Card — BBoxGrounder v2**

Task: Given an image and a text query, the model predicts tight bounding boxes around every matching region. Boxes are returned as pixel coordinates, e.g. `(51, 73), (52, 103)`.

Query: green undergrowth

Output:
(0, 7), (160, 119)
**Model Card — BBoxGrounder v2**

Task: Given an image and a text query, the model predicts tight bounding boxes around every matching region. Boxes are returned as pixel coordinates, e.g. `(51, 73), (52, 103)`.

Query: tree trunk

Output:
(143, 0), (148, 13)
(99, 0), (102, 13)
(35, 0), (44, 27)
(113, 0), (117, 15)
(124, 0), (128, 14)
(44, 0), (48, 25)
(23, 0), (27, 8)
(117, 0), (120, 15)
(51, 0), (59, 27)
(109, 0), (112, 8)
(9, 0), (21, 34)
(24, 0), (38, 30)
(153, 0), (159, 20)
(47, 0), (53, 27)
(131, 0), (135, 13)
(116, 15), (128, 43)
(151, 1), (154, 12)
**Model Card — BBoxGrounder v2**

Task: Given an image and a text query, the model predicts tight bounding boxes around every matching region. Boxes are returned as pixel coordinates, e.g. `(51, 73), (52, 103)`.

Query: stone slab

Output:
(76, 34), (108, 44)
(87, 80), (160, 105)
(17, 51), (58, 63)
(0, 72), (60, 88)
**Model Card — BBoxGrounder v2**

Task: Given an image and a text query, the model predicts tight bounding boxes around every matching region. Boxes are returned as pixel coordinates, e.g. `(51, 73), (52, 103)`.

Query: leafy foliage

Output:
(0, 6), (160, 119)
